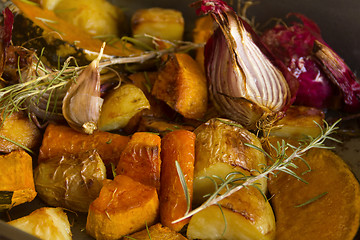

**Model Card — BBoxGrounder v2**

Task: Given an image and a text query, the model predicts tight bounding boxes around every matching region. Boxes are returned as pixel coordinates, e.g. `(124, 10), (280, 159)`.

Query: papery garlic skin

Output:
(62, 45), (104, 134)
(199, 0), (290, 129)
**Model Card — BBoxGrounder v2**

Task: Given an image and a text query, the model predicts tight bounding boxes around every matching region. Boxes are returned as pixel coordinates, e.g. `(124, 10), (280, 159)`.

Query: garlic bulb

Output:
(62, 44), (105, 134)
(197, 0), (291, 129)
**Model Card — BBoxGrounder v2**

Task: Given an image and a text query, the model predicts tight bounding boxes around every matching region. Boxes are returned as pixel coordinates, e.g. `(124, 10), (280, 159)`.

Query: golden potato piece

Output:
(192, 118), (267, 205)
(267, 137), (360, 240)
(0, 111), (41, 153)
(268, 105), (325, 139)
(152, 53), (208, 119)
(98, 84), (150, 132)
(187, 187), (275, 240)
(132, 8), (184, 42)
(0, 150), (37, 210)
(124, 223), (188, 240)
(86, 175), (159, 240)
(8, 207), (72, 240)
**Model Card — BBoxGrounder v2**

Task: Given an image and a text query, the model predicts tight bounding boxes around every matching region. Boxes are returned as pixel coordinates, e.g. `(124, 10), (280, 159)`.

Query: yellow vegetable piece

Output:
(98, 84), (150, 132)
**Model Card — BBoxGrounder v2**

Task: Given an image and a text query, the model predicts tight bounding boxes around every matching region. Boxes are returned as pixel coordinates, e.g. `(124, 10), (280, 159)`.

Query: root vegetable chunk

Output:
(86, 175), (159, 240)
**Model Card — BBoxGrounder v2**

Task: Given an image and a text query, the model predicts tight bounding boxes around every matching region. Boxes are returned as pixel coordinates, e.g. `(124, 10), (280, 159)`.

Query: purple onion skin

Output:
(261, 13), (360, 112)
(0, 8), (14, 78)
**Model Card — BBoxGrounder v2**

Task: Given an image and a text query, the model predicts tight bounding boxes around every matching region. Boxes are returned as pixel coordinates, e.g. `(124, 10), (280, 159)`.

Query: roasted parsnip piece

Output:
(8, 207), (72, 240)
(98, 84), (150, 132)
(187, 187), (275, 240)
(0, 150), (37, 210)
(132, 8), (184, 42)
(86, 175), (159, 240)
(152, 53), (208, 120)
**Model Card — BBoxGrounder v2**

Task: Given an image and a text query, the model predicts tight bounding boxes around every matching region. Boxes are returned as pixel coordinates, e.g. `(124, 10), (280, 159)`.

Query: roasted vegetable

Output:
(192, 118), (267, 205)
(124, 223), (188, 240)
(116, 132), (161, 191)
(0, 111), (41, 153)
(34, 150), (106, 212)
(40, 0), (127, 37)
(159, 130), (195, 231)
(11, 0), (140, 66)
(152, 53), (208, 120)
(266, 137), (360, 240)
(86, 175), (159, 240)
(131, 8), (184, 42)
(7, 207), (72, 240)
(268, 105), (325, 139)
(186, 187), (276, 240)
(38, 123), (130, 166)
(0, 150), (37, 210)
(98, 84), (150, 132)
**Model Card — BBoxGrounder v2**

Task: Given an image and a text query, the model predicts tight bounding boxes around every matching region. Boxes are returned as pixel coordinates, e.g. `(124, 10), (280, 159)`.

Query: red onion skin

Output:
(0, 8), (14, 78)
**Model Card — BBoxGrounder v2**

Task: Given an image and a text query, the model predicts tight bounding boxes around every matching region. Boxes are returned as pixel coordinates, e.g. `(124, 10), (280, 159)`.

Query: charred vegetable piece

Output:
(187, 187), (276, 240)
(34, 150), (106, 212)
(124, 223), (187, 240)
(38, 123), (130, 166)
(0, 150), (37, 210)
(152, 53), (208, 120)
(159, 130), (195, 231)
(98, 84), (150, 132)
(8, 207), (72, 240)
(266, 137), (360, 240)
(192, 118), (267, 205)
(0, 111), (41, 153)
(116, 132), (161, 191)
(86, 175), (159, 240)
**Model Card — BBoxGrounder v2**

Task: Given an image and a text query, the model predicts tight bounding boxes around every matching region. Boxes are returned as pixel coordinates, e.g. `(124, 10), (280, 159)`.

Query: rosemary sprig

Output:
(173, 119), (341, 223)
(294, 191), (328, 208)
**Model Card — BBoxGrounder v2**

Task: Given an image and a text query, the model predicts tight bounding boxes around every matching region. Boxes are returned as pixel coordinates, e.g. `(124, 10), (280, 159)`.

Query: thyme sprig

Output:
(173, 119), (341, 223)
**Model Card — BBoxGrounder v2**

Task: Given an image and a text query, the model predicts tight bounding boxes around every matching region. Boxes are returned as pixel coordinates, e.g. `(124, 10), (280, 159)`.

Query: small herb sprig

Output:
(173, 119), (341, 223)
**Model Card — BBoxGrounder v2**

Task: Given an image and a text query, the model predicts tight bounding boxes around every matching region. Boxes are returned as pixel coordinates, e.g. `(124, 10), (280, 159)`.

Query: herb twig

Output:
(173, 119), (341, 223)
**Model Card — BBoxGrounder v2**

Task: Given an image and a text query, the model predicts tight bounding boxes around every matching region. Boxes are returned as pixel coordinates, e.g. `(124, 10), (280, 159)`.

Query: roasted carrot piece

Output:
(116, 132), (162, 191)
(38, 123), (130, 166)
(159, 130), (196, 231)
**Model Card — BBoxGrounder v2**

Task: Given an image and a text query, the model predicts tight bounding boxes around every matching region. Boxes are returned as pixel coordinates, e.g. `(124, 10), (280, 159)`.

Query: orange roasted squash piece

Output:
(159, 130), (195, 231)
(116, 132), (161, 191)
(0, 150), (37, 210)
(86, 175), (159, 240)
(123, 223), (188, 240)
(266, 137), (360, 240)
(151, 53), (208, 120)
(38, 123), (130, 166)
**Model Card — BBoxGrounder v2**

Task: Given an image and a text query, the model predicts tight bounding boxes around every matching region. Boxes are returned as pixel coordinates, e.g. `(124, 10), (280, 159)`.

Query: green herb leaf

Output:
(294, 192), (328, 208)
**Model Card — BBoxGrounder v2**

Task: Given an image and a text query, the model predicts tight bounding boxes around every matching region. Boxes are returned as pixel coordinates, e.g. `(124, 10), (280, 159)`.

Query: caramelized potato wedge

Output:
(132, 8), (184, 42)
(192, 118), (267, 205)
(86, 175), (159, 240)
(38, 123), (130, 166)
(268, 106), (325, 139)
(116, 132), (161, 190)
(152, 53), (208, 119)
(267, 137), (360, 240)
(0, 150), (37, 210)
(187, 187), (275, 240)
(98, 84), (150, 132)
(124, 223), (188, 240)
(0, 111), (41, 153)
(8, 207), (72, 240)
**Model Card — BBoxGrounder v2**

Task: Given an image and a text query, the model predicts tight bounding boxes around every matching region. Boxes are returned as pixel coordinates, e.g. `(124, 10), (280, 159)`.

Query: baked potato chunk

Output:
(0, 150), (37, 210)
(98, 84), (150, 132)
(34, 150), (106, 212)
(152, 53), (208, 120)
(0, 111), (41, 153)
(86, 175), (159, 240)
(192, 118), (267, 205)
(8, 207), (72, 240)
(132, 8), (184, 42)
(187, 187), (275, 240)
